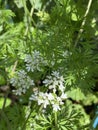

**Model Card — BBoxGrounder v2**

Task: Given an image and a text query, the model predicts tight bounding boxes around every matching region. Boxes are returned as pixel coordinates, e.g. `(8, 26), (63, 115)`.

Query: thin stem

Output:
(21, 110), (32, 130)
(11, 60), (18, 75)
(0, 110), (12, 130)
(21, 102), (32, 130)
(74, 0), (93, 47)
(54, 111), (59, 130)
(1, 89), (10, 110)
(22, 1), (35, 53)
(1, 59), (18, 129)
(22, 0), (36, 36)
(2, 60), (18, 110)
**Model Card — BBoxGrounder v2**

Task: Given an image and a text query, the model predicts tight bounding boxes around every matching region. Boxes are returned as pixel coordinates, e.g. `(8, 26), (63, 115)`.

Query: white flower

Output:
(43, 99), (49, 108)
(37, 92), (50, 108)
(53, 79), (58, 86)
(49, 84), (55, 90)
(59, 82), (65, 92)
(29, 71), (67, 112)
(52, 71), (60, 78)
(56, 97), (64, 105)
(29, 94), (37, 101)
(10, 78), (18, 86)
(43, 78), (53, 86)
(12, 88), (23, 96)
(26, 64), (34, 72)
(61, 93), (67, 99)
(10, 70), (35, 95)
(38, 98), (45, 105)
(52, 104), (61, 112)
(25, 55), (32, 63)
(47, 93), (54, 100)
(43, 71), (65, 93)
(59, 76), (64, 82)
(25, 50), (47, 72)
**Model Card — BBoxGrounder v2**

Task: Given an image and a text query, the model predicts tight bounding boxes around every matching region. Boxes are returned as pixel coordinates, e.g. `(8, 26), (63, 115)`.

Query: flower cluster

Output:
(43, 71), (65, 93)
(30, 91), (67, 111)
(10, 70), (35, 95)
(10, 50), (67, 111)
(25, 50), (47, 72)
(30, 71), (67, 111)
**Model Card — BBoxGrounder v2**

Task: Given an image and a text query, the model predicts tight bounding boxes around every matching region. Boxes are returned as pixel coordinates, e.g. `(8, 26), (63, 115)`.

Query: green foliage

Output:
(26, 100), (90, 130)
(0, 0), (98, 130)
(0, 98), (11, 109)
(0, 104), (26, 130)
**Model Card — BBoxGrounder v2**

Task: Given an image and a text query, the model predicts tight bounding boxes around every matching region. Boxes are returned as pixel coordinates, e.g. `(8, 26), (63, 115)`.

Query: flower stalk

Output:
(54, 111), (59, 130)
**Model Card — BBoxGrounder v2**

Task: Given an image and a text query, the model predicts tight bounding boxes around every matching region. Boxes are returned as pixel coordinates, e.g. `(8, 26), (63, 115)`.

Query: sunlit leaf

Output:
(0, 98), (11, 109)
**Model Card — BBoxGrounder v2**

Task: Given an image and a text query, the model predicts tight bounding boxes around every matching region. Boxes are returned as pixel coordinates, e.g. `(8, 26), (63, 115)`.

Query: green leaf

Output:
(67, 88), (85, 101)
(71, 13), (78, 21)
(0, 75), (6, 85)
(0, 98), (11, 109)
(29, 0), (42, 10)
(61, 125), (67, 130)
(14, 0), (24, 8)
(0, 9), (15, 18)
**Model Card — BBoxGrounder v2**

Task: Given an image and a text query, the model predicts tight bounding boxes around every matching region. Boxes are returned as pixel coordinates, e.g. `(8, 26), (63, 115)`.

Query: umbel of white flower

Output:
(25, 50), (47, 72)
(43, 71), (65, 93)
(30, 71), (67, 112)
(10, 70), (35, 95)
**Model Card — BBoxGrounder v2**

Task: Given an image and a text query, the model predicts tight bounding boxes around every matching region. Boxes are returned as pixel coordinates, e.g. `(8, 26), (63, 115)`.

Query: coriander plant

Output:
(0, 0), (98, 130)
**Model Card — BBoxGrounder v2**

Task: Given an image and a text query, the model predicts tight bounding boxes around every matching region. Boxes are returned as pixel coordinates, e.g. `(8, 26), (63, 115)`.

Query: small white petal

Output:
(47, 93), (54, 100)
(53, 104), (61, 112)
(61, 93), (67, 99)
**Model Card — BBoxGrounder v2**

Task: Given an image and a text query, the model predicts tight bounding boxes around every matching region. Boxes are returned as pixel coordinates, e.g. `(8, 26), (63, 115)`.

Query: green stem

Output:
(74, 0), (93, 47)
(21, 110), (32, 130)
(54, 111), (58, 130)
(0, 110), (12, 130)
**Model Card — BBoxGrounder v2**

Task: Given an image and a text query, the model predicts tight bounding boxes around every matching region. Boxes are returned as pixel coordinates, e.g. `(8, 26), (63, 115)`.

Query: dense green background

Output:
(0, 0), (98, 130)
